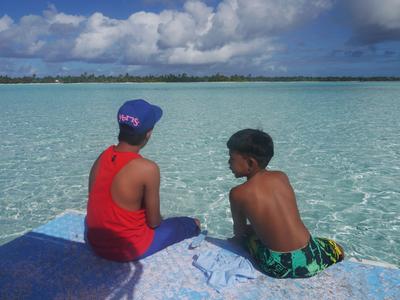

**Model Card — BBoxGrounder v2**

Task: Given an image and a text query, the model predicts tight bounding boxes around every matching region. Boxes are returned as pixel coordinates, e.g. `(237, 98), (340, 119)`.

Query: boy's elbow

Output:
(148, 221), (161, 228)
(147, 216), (162, 228)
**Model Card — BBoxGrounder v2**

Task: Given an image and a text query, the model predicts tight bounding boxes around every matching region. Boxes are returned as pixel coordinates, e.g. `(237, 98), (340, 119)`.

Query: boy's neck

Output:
(247, 168), (267, 180)
(115, 141), (142, 153)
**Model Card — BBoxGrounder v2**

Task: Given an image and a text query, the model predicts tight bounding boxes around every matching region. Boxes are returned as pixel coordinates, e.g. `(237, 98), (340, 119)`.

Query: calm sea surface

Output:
(0, 82), (399, 266)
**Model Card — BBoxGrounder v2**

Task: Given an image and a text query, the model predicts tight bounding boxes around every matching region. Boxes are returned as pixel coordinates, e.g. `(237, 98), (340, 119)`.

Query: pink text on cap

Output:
(118, 114), (140, 127)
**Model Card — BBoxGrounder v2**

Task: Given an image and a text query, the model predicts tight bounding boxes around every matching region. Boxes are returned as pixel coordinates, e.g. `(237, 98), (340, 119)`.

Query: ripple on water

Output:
(0, 82), (399, 266)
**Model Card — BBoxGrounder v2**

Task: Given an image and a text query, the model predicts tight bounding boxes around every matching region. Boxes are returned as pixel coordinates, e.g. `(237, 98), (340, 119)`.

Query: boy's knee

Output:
(188, 218), (200, 236)
(193, 218), (201, 229)
(175, 217), (200, 237)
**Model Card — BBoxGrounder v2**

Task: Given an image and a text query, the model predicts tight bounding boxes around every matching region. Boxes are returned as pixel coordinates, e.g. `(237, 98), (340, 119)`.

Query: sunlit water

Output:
(0, 82), (399, 266)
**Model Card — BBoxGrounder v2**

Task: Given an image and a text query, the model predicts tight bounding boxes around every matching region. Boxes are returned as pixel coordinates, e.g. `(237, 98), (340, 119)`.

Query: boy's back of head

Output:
(117, 99), (163, 146)
(118, 124), (148, 146)
(227, 129), (274, 169)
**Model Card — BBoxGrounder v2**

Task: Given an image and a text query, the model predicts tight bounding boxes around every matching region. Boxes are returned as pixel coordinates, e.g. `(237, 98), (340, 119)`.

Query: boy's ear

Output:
(146, 130), (153, 139)
(247, 157), (258, 169)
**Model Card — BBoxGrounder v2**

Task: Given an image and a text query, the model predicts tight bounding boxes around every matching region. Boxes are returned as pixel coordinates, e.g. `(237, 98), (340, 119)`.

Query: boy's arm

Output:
(88, 154), (102, 194)
(142, 161), (162, 228)
(229, 187), (248, 241)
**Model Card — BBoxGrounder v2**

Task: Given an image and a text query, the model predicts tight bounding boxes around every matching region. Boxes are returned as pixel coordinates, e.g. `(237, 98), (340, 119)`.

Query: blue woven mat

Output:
(0, 211), (399, 299)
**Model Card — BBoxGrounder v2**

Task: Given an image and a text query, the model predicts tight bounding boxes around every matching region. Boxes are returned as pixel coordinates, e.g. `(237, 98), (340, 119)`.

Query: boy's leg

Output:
(314, 237), (345, 264)
(337, 243), (345, 260)
(244, 234), (292, 278)
(138, 217), (200, 259)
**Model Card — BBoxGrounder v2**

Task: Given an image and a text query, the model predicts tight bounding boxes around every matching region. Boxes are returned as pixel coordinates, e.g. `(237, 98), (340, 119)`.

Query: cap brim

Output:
(152, 104), (163, 124)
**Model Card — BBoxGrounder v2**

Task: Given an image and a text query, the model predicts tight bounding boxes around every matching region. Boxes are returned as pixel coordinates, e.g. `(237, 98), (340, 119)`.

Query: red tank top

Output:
(86, 145), (154, 261)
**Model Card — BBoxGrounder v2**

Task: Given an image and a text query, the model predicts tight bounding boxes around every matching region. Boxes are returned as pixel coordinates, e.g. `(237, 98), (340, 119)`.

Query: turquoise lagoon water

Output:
(0, 82), (399, 266)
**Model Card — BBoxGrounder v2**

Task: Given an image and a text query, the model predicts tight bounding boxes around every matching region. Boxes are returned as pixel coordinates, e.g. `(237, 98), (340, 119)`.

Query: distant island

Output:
(1, 73), (399, 84)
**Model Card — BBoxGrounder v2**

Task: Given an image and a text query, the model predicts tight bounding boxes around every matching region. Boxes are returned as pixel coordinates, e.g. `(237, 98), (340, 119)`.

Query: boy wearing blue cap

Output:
(227, 129), (344, 278)
(86, 99), (200, 262)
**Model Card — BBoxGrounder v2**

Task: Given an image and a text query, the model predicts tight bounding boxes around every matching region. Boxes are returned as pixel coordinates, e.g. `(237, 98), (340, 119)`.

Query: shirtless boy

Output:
(86, 99), (200, 262)
(227, 129), (344, 278)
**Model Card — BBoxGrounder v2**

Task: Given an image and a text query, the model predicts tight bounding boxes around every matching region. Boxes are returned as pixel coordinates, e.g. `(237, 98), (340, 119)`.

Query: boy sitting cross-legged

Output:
(86, 99), (200, 262)
(227, 129), (344, 278)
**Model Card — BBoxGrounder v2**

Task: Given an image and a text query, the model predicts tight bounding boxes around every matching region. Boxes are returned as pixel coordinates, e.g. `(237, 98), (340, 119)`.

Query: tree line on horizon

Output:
(0, 73), (399, 84)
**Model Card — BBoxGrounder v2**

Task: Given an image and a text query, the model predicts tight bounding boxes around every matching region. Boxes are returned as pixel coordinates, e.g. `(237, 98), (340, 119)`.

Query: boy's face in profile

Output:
(228, 150), (249, 178)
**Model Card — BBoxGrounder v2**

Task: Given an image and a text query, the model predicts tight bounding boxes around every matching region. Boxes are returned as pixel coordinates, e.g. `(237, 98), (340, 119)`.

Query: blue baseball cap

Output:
(117, 99), (163, 133)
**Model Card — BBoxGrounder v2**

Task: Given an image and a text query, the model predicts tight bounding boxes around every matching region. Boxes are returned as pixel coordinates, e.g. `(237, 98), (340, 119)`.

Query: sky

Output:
(0, 0), (400, 77)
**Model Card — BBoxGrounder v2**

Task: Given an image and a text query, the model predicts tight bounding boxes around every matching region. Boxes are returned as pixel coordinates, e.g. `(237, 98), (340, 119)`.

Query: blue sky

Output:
(0, 0), (399, 77)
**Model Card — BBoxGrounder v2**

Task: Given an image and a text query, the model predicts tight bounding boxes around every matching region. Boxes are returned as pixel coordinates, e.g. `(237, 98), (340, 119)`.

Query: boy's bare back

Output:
(229, 168), (310, 252)
(227, 129), (344, 278)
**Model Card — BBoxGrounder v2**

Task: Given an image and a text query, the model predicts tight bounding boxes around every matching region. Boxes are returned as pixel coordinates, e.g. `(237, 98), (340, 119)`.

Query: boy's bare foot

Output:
(194, 218), (201, 229)
(337, 243), (345, 261)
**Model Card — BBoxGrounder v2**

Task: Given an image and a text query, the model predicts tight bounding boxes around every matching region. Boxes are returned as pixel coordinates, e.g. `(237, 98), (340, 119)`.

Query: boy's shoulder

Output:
(230, 170), (290, 199)
(260, 170), (291, 191)
(265, 170), (289, 182)
(229, 182), (248, 202)
(125, 156), (160, 175)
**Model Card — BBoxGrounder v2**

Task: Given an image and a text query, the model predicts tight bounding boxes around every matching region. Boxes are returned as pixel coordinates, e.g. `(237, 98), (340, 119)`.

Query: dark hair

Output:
(118, 124), (147, 146)
(227, 129), (274, 168)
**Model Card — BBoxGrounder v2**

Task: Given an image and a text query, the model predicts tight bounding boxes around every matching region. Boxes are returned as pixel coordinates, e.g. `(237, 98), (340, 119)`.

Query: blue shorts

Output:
(137, 216), (200, 259)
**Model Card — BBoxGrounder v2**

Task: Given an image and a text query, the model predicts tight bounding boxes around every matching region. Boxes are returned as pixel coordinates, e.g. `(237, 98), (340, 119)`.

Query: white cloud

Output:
(0, 1), (334, 72)
(166, 38), (273, 64)
(200, 0), (239, 49)
(347, 0), (400, 44)
(72, 13), (124, 59)
(349, 0), (400, 30)
(122, 12), (161, 63)
(195, 0), (334, 51)
(0, 15), (48, 57)
(0, 15), (13, 32)
(158, 10), (197, 48)
(0, 6), (85, 59)
(44, 4), (85, 27)
(183, 0), (213, 34)
(236, 0), (332, 36)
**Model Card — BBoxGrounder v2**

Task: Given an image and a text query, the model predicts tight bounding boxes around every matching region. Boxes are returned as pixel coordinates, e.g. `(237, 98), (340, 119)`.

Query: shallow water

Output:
(0, 82), (399, 266)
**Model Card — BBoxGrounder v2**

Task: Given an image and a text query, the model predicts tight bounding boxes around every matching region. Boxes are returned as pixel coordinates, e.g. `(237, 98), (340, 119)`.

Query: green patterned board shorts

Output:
(246, 235), (344, 278)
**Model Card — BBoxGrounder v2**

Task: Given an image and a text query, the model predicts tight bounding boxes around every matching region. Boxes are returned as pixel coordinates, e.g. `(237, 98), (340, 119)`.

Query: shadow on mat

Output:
(204, 236), (252, 259)
(0, 231), (143, 299)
